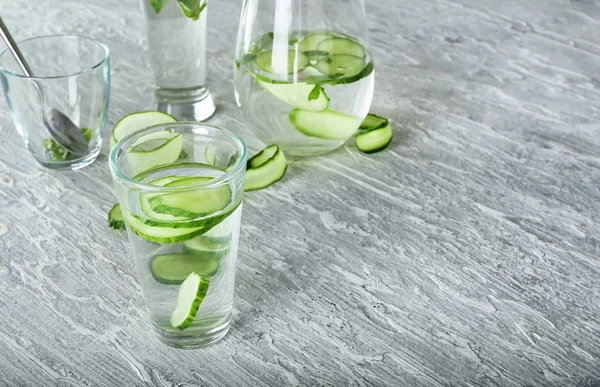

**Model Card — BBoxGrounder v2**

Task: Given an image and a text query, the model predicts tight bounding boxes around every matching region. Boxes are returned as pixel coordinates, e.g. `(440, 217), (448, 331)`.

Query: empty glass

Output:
(0, 35), (110, 170)
(234, 0), (375, 156)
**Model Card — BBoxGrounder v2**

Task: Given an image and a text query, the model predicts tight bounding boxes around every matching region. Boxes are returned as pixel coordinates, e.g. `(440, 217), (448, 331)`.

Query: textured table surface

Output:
(1, 0), (600, 386)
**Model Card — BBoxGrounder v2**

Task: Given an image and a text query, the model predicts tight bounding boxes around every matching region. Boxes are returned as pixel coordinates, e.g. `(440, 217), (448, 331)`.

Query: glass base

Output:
(155, 86), (216, 121)
(34, 148), (100, 170)
(152, 312), (231, 349)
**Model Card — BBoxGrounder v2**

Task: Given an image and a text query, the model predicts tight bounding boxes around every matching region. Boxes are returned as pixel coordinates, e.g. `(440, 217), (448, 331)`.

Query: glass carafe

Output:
(234, 0), (375, 157)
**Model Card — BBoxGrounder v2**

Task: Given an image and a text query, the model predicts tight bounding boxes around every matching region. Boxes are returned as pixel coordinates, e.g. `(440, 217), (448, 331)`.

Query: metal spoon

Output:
(0, 16), (88, 155)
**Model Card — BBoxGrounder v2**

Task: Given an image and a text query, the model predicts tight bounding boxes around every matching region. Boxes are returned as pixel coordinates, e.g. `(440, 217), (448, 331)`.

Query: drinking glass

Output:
(234, 0), (375, 157)
(109, 122), (247, 348)
(0, 35), (110, 170)
(140, 0), (216, 121)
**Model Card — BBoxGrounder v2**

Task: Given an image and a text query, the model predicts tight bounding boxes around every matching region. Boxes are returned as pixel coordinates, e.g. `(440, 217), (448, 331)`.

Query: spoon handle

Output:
(0, 16), (34, 77)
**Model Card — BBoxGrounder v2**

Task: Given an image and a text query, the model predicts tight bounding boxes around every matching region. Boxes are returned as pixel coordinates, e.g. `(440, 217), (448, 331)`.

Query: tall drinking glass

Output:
(234, 0), (375, 157)
(109, 122), (246, 348)
(140, 0), (216, 121)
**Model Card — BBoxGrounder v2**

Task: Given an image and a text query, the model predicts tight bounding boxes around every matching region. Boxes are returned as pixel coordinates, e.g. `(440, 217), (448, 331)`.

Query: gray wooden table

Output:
(1, 0), (599, 386)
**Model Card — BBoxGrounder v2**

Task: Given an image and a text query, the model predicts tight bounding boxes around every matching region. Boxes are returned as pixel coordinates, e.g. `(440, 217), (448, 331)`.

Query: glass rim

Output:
(109, 121), (248, 193)
(0, 34), (110, 80)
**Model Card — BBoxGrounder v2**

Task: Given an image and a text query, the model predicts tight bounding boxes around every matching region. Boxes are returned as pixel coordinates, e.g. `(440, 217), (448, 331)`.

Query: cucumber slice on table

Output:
(360, 113), (388, 130)
(355, 113), (393, 153)
(108, 204), (125, 230)
(316, 37), (366, 58)
(110, 111), (176, 149)
(126, 132), (183, 176)
(255, 50), (310, 74)
(170, 273), (211, 330)
(289, 109), (362, 140)
(298, 32), (336, 52)
(315, 55), (366, 77)
(257, 80), (329, 112)
(151, 254), (219, 285)
(184, 238), (229, 259)
(245, 145), (288, 191)
(355, 124), (393, 153)
(149, 177), (232, 218)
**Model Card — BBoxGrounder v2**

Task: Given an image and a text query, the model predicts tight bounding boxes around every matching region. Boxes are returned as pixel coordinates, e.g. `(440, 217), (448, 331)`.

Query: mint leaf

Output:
(308, 84), (323, 101)
(43, 138), (70, 161)
(149, 0), (167, 13)
(175, 0), (207, 20)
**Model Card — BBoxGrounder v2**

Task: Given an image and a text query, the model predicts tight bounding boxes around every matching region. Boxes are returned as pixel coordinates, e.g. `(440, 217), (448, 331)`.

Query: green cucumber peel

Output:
(170, 273), (210, 330)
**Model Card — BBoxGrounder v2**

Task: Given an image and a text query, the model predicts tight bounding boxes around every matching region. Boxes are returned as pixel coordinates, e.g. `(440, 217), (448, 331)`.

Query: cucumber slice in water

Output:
(200, 222), (232, 244)
(151, 254), (219, 285)
(255, 50), (310, 74)
(139, 175), (193, 223)
(149, 178), (232, 219)
(355, 123), (393, 154)
(110, 111), (176, 149)
(316, 37), (366, 58)
(289, 109), (362, 140)
(184, 238), (229, 259)
(170, 273), (211, 330)
(108, 204), (125, 230)
(122, 210), (219, 244)
(298, 32), (335, 52)
(315, 55), (366, 77)
(245, 145), (288, 191)
(257, 80), (330, 112)
(127, 132), (183, 176)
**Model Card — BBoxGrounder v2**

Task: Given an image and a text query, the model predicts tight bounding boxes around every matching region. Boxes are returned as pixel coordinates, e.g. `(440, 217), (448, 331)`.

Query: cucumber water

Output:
(124, 163), (242, 337)
(234, 30), (375, 156)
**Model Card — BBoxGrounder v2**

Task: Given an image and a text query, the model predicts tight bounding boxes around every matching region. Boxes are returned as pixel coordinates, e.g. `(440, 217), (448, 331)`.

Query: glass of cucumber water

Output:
(109, 122), (247, 348)
(234, 0), (375, 157)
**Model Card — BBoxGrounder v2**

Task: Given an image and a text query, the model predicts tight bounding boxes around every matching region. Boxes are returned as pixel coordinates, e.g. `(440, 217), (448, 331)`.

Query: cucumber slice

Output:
(201, 222), (232, 244)
(164, 176), (213, 187)
(149, 180), (232, 218)
(255, 50), (310, 74)
(110, 111), (176, 149)
(298, 33), (335, 52)
(355, 123), (393, 153)
(245, 145), (288, 191)
(122, 210), (219, 243)
(360, 113), (388, 130)
(205, 146), (216, 165)
(151, 254), (219, 285)
(303, 50), (329, 60)
(130, 131), (178, 151)
(170, 273), (210, 330)
(315, 55), (366, 77)
(183, 238), (229, 259)
(126, 133), (183, 176)
(289, 109), (362, 140)
(108, 204), (125, 230)
(257, 80), (329, 112)
(316, 37), (366, 58)
(140, 175), (209, 223)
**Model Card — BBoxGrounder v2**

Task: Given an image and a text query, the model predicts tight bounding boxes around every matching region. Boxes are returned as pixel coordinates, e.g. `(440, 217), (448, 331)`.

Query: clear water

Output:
(234, 31), (375, 156)
(144, 0), (207, 90)
(125, 164), (242, 339)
